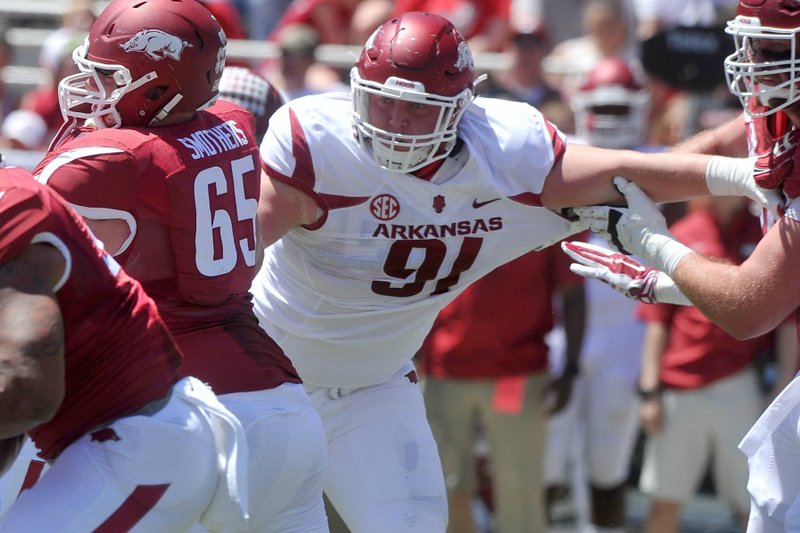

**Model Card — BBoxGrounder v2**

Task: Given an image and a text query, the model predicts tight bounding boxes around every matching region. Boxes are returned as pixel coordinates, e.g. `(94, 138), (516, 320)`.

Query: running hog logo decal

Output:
(120, 29), (192, 60)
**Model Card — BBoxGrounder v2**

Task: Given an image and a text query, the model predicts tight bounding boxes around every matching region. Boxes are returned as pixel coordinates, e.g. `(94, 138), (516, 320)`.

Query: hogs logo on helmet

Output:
(120, 29), (192, 61)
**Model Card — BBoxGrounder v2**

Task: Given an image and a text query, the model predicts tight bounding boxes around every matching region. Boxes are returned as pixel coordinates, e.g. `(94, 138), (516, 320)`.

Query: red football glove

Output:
(747, 107), (800, 197)
(561, 241), (691, 305)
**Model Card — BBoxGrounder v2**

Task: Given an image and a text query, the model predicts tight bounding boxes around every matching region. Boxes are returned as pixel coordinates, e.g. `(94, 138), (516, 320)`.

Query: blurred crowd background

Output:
(0, 0), (741, 167)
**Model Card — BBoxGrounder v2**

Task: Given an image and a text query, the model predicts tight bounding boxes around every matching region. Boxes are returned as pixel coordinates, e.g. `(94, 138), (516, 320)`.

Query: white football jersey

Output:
(253, 92), (578, 388)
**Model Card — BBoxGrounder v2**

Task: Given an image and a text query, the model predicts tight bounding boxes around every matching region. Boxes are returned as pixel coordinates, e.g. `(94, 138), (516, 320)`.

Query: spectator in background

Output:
(19, 30), (84, 149)
(392, 0), (512, 52)
(635, 196), (798, 533)
(198, 0), (248, 39)
(0, 110), (48, 152)
(481, 20), (572, 132)
(545, 56), (653, 533)
(37, 0), (95, 77)
(218, 66), (286, 142)
(270, 0), (363, 45)
(420, 246), (585, 533)
(632, 0), (736, 40)
(0, 27), (12, 121)
(244, 0), (292, 40)
(544, 0), (638, 99)
(261, 24), (347, 101)
(349, 0), (395, 45)
(509, 0), (588, 46)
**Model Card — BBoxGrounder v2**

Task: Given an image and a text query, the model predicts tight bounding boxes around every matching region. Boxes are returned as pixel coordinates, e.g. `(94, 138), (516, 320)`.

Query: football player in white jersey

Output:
(563, 0), (800, 530)
(251, 11), (775, 532)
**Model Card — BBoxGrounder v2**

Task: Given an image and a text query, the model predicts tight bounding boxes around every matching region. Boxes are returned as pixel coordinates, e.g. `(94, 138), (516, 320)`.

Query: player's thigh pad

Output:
(311, 362), (448, 533)
(220, 383), (328, 533)
(1, 382), (220, 532)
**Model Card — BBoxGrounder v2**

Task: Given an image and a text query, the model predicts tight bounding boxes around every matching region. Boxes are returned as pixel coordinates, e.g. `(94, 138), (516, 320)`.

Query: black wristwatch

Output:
(637, 385), (662, 400)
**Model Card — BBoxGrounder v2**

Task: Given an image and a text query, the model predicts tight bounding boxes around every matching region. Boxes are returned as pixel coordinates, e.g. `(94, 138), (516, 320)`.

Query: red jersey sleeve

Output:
(36, 148), (141, 214)
(0, 170), (50, 263)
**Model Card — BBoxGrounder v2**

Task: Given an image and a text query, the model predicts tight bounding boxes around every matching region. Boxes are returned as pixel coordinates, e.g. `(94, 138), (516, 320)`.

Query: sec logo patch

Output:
(371, 194), (400, 220)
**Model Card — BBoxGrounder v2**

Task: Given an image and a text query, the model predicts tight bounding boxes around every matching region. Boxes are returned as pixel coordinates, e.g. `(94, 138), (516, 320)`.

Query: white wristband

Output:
(653, 272), (692, 306)
(645, 232), (693, 277)
(705, 155), (756, 197)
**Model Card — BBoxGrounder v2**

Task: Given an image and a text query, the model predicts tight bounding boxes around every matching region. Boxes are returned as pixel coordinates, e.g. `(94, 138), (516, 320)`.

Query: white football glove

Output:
(562, 241), (691, 305)
(572, 177), (693, 276)
(705, 155), (784, 219)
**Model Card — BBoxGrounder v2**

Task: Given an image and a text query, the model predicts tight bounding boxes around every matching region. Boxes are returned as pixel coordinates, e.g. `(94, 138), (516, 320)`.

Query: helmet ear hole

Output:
(146, 86), (168, 101)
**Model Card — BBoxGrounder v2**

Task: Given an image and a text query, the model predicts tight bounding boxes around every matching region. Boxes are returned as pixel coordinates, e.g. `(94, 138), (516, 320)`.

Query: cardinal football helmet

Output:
(724, 0), (800, 117)
(58, 0), (227, 129)
(351, 12), (476, 173)
(571, 57), (650, 149)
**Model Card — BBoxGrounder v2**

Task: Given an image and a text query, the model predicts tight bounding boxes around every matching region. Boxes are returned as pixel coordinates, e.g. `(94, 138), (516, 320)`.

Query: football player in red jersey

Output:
(30, 0), (328, 531)
(0, 161), (247, 532)
(564, 1), (800, 529)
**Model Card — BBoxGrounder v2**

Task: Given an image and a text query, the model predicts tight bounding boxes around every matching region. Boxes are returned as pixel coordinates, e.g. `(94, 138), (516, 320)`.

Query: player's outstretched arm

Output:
(0, 244), (66, 439)
(541, 143), (780, 216)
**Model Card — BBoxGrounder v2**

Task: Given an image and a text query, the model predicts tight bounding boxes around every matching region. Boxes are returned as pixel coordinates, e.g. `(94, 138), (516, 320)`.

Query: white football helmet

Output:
(571, 57), (650, 149)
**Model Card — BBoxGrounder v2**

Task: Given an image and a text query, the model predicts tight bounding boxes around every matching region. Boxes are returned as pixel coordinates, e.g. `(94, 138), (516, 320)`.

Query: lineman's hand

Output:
(572, 178), (693, 276)
(561, 241), (691, 305)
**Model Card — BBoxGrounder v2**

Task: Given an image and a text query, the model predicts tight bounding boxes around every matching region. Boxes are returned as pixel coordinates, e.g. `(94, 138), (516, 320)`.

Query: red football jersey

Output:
(34, 100), (300, 394)
(0, 166), (181, 460)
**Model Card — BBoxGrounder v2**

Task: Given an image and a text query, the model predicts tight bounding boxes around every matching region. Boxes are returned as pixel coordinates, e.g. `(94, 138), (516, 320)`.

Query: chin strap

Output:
(150, 93), (184, 125)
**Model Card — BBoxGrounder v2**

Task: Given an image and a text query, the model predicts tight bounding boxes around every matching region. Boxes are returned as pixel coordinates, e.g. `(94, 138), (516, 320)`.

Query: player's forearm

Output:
(670, 254), (784, 340)
(544, 144), (714, 209)
(616, 151), (717, 203)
